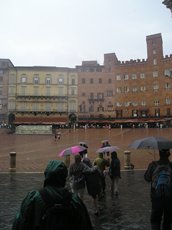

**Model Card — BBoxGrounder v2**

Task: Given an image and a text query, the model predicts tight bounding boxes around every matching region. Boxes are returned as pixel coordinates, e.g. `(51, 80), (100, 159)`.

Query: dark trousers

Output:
(151, 198), (172, 230)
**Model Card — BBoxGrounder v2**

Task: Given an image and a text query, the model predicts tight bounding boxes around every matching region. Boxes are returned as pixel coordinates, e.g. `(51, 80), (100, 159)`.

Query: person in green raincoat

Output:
(12, 160), (94, 230)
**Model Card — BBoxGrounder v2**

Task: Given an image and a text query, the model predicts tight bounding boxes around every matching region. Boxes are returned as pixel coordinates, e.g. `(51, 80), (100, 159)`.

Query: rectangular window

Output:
(140, 73), (145, 79)
(141, 101), (146, 106)
(165, 83), (171, 89)
(140, 86), (146, 91)
(116, 75), (121, 80)
(21, 76), (27, 83)
(153, 59), (157, 65)
(123, 86), (129, 93)
(116, 87), (122, 93)
(124, 74), (129, 80)
(116, 102), (122, 107)
(97, 93), (104, 99)
(131, 74), (137, 80)
(132, 87), (138, 92)
(153, 71), (158, 78)
(154, 100), (159, 106)
(107, 90), (113, 97)
(33, 76), (39, 84)
(90, 78), (94, 84)
(153, 84), (159, 91)
(165, 98), (171, 105)
(108, 78), (112, 84)
(71, 79), (75, 85)
(164, 69), (172, 77)
(82, 78), (85, 84)
(98, 78), (102, 84)
(46, 77), (51, 85)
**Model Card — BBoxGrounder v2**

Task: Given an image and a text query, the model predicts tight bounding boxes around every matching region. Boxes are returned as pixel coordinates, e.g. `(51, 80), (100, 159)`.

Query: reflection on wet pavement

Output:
(0, 170), (151, 230)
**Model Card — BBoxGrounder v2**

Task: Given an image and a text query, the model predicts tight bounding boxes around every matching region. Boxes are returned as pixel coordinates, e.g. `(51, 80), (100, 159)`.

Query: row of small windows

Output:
(81, 72), (160, 84)
(81, 83), (171, 97)
(81, 99), (172, 108)
(20, 75), (77, 85)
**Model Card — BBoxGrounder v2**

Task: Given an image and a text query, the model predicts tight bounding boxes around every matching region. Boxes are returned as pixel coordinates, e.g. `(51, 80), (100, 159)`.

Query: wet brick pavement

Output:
(0, 170), (151, 230)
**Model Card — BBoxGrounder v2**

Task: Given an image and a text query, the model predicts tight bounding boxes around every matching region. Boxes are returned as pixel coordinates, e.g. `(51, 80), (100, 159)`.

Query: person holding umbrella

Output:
(79, 142), (92, 168)
(69, 154), (94, 200)
(144, 149), (172, 230)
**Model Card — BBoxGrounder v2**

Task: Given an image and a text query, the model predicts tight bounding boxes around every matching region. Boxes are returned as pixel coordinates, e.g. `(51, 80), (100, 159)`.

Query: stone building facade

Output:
(77, 33), (172, 127)
(7, 66), (78, 127)
(0, 59), (14, 125)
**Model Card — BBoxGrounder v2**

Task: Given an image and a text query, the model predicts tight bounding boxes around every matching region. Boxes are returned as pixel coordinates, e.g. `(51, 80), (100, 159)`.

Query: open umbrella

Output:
(79, 142), (88, 148)
(58, 145), (86, 157)
(129, 136), (172, 150)
(96, 146), (119, 154)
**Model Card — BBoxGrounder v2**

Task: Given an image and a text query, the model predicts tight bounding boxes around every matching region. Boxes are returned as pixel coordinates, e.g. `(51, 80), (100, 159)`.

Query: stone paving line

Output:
(0, 170), (151, 230)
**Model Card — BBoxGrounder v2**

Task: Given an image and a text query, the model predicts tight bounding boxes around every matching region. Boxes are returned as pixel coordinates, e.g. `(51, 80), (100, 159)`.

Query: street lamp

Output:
(162, 0), (172, 15)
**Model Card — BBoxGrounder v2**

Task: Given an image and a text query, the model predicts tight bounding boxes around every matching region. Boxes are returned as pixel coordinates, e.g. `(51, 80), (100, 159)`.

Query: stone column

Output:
(9, 152), (16, 172)
(124, 150), (131, 169)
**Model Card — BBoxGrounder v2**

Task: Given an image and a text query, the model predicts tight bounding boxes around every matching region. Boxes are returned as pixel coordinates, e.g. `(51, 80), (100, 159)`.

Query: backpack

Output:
(39, 188), (74, 230)
(152, 163), (172, 199)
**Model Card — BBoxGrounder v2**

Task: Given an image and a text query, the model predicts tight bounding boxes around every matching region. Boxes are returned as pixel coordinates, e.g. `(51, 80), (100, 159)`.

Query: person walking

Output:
(12, 160), (93, 230)
(84, 167), (102, 215)
(93, 152), (109, 197)
(69, 154), (93, 200)
(79, 143), (92, 168)
(108, 151), (121, 196)
(144, 149), (172, 230)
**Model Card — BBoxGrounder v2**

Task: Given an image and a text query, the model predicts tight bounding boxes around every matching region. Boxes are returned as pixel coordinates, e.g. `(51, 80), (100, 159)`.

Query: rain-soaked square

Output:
(1, 127), (172, 229)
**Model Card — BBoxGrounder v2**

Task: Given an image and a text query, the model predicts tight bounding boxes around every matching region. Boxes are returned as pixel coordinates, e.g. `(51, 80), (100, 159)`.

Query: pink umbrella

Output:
(58, 145), (86, 157)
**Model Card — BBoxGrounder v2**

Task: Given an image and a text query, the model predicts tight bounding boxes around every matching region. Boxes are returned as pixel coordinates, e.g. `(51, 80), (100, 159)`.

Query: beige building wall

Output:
(8, 66), (78, 125)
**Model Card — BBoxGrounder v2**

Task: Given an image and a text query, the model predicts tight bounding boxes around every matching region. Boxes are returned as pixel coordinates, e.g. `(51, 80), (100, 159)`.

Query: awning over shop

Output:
(78, 118), (172, 124)
(13, 116), (68, 125)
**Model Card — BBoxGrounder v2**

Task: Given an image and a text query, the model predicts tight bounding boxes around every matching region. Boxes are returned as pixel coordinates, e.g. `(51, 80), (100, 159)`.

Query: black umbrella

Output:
(129, 136), (172, 150)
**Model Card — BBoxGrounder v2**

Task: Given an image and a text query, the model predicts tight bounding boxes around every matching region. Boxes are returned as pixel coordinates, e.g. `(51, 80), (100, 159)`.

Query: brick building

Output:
(77, 33), (172, 127)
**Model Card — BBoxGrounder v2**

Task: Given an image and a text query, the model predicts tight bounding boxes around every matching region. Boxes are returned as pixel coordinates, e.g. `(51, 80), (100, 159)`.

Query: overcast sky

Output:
(0, 0), (171, 67)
